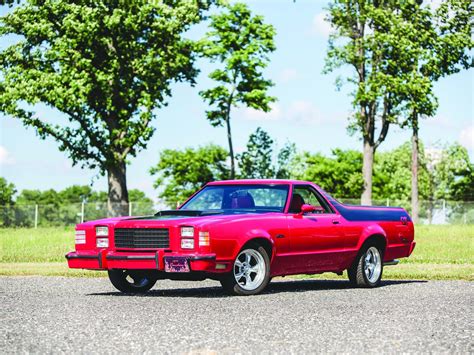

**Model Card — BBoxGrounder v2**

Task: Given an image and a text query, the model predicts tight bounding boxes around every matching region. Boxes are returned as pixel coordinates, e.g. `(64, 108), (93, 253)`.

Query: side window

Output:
(288, 186), (332, 214)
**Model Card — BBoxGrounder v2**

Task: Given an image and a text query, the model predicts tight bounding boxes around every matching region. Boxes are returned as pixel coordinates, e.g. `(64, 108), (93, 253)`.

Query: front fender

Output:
(235, 229), (275, 260)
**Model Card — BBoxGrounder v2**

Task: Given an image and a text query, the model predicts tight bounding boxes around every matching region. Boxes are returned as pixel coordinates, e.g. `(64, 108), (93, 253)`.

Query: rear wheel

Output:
(108, 269), (157, 293)
(220, 245), (271, 296)
(348, 245), (383, 287)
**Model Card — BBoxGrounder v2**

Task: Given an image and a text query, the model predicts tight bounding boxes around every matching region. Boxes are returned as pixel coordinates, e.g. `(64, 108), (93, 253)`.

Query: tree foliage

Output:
(431, 143), (474, 201)
(0, 177), (16, 205)
(237, 127), (296, 179)
(374, 142), (431, 201)
(379, 0), (473, 221)
(291, 149), (364, 198)
(323, 0), (467, 204)
(150, 144), (230, 207)
(237, 127), (274, 179)
(289, 141), (472, 203)
(199, 2), (276, 178)
(0, 0), (212, 215)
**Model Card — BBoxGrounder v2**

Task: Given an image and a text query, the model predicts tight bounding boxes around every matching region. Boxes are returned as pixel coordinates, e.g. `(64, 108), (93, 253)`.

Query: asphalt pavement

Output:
(1, 276), (472, 354)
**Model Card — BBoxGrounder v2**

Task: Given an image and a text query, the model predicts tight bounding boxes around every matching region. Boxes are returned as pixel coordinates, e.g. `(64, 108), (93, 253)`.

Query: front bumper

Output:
(66, 250), (224, 273)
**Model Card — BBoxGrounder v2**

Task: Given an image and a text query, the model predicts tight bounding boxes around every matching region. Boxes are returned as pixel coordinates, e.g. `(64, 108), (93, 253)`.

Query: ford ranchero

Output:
(66, 179), (415, 295)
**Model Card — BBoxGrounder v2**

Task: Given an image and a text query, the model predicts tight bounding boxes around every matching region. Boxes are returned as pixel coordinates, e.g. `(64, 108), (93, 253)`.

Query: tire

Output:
(220, 244), (271, 296)
(348, 244), (383, 288)
(108, 269), (157, 293)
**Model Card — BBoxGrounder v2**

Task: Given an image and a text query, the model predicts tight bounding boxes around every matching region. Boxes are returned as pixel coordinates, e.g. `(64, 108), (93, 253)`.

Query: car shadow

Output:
(87, 279), (427, 298)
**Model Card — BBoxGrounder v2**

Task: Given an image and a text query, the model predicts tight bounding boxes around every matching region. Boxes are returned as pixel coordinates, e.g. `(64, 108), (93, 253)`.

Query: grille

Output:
(114, 228), (170, 249)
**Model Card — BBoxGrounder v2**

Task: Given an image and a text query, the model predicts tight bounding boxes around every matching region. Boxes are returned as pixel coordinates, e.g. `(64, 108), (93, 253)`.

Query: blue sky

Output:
(1, 0), (473, 200)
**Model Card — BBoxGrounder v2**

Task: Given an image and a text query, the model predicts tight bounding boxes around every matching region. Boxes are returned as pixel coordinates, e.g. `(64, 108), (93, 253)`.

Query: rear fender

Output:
(357, 224), (388, 253)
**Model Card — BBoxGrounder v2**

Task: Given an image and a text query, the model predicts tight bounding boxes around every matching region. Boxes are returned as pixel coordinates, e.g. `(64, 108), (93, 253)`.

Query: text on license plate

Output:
(164, 256), (190, 273)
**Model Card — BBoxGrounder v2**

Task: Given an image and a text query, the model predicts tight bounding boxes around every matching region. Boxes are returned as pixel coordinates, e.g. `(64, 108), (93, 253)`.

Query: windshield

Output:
(180, 184), (290, 213)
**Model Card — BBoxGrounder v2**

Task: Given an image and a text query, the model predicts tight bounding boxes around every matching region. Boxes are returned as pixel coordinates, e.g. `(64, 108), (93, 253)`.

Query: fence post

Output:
(34, 204), (38, 229)
(81, 202), (85, 223)
(386, 198), (389, 206)
(129, 202), (132, 216)
(442, 199), (446, 222)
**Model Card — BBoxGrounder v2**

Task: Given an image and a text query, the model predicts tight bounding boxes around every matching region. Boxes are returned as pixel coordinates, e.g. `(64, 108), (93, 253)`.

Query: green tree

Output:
(391, 0), (473, 222)
(324, 0), (423, 205)
(431, 143), (474, 201)
(128, 189), (155, 216)
(275, 142), (297, 179)
(0, 0), (212, 216)
(59, 185), (93, 203)
(374, 142), (431, 204)
(237, 128), (297, 180)
(199, 2), (276, 179)
(150, 144), (230, 207)
(0, 177), (16, 205)
(238, 128), (274, 179)
(0, 177), (16, 226)
(291, 149), (364, 199)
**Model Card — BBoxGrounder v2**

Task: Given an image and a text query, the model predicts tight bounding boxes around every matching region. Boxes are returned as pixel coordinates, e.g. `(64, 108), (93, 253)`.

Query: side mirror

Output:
(300, 204), (324, 214)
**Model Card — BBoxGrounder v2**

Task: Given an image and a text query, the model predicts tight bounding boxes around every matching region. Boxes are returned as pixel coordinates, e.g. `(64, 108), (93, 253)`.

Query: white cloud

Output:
(238, 100), (341, 126)
(0, 145), (14, 165)
(459, 125), (474, 150)
(311, 11), (333, 37)
(279, 68), (298, 83)
(239, 102), (282, 121)
(287, 100), (322, 124)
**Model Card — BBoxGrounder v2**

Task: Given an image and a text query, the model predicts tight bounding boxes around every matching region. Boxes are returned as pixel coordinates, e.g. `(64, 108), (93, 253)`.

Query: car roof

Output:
(207, 179), (314, 186)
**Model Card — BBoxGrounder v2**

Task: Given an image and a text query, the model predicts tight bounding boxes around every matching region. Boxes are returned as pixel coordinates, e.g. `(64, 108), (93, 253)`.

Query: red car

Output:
(66, 179), (415, 295)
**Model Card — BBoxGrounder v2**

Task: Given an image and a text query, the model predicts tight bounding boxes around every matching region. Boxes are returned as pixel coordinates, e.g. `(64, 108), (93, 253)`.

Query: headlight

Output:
(180, 226), (194, 237)
(96, 226), (109, 236)
(96, 237), (109, 248)
(199, 231), (210, 246)
(181, 238), (194, 249)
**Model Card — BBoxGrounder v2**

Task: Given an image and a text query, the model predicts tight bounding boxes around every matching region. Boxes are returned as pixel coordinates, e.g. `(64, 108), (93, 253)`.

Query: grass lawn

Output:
(0, 225), (473, 280)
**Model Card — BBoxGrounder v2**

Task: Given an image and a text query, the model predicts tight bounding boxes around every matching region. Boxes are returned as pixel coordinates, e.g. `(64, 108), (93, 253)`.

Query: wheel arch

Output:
(359, 233), (387, 257)
(239, 237), (274, 262)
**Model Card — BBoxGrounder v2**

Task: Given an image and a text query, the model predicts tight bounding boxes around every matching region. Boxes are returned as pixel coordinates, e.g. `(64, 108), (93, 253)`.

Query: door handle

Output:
(332, 220), (340, 224)
(276, 234), (285, 239)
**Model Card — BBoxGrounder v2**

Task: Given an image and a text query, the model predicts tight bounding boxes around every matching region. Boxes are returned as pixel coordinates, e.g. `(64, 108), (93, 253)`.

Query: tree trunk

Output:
(225, 115), (235, 179)
(361, 140), (374, 205)
(107, 161), (129, 217)
(411, 111), (419, 223)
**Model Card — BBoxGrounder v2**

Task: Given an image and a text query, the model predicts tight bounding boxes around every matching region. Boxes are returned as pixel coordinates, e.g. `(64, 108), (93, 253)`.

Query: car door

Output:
(286, 185), (344, 273)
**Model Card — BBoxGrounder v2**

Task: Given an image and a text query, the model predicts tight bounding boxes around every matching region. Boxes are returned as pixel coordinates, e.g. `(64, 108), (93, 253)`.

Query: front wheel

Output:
(348, 245), (383, 287)
(220, 245), (271, 296)
(108, 269), (157, 293)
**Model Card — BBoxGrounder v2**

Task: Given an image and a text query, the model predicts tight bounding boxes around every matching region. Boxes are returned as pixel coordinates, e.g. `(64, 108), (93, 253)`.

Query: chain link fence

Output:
(0, 201), (167, 228)
(0, 199), (473, 227)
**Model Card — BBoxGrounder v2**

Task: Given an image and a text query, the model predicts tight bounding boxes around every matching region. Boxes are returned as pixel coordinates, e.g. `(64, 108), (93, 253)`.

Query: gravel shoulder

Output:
(1, 277), (473, 354)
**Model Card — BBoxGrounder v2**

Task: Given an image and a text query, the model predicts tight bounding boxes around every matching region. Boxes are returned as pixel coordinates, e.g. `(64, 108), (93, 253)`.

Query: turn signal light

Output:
(199, 232), (210, 247)
(75, 230), (86, 245)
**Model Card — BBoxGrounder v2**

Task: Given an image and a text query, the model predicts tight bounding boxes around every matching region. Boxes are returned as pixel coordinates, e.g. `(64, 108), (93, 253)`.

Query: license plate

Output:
(164, 256), (190, 273)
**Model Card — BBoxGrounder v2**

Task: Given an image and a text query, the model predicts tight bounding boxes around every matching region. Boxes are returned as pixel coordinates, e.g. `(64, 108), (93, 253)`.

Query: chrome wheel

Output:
(364, 247), (382, 283)
(233, 249), (266, 291)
